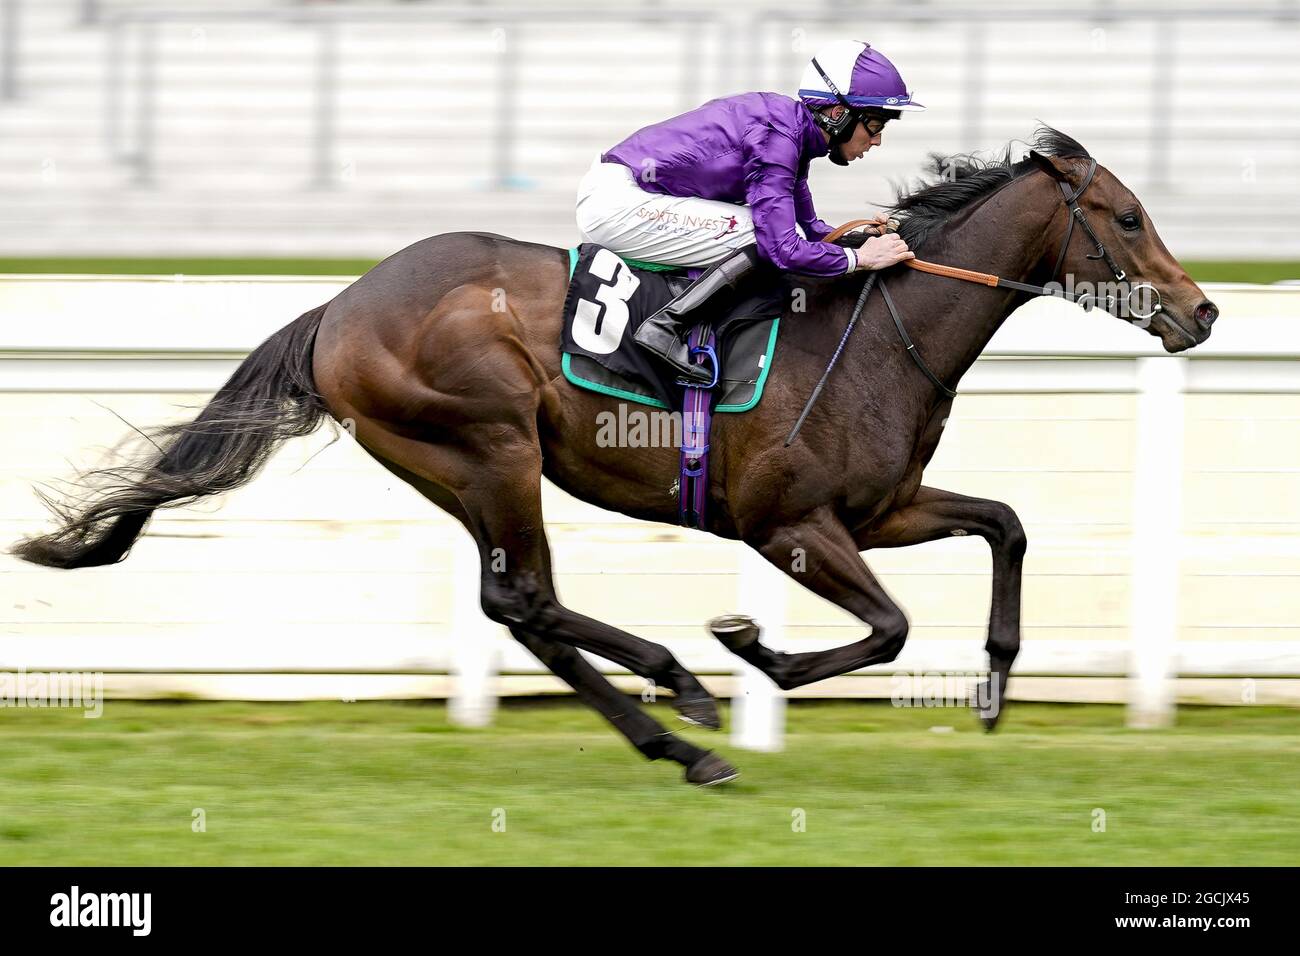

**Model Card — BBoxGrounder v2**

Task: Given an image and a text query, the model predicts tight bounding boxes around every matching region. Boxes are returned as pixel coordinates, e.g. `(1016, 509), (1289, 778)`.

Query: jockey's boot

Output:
(632, 245), (762, 384)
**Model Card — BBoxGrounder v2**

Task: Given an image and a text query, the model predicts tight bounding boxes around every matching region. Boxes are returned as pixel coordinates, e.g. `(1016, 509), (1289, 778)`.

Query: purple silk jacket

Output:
(601, 92), (854, 277)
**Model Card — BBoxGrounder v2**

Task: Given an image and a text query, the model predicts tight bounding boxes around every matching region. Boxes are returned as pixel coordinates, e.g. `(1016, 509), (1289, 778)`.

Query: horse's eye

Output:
(1119, 213), (1142, 231)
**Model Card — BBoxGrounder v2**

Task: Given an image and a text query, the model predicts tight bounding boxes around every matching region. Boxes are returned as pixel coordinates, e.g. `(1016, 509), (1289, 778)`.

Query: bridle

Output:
(785, 161), (1170, 445)
(1048, 158), (1162, 321)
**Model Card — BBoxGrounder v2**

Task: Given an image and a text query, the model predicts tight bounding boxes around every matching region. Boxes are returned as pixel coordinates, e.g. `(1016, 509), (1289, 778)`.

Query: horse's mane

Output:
(843, 127), (1091, 253)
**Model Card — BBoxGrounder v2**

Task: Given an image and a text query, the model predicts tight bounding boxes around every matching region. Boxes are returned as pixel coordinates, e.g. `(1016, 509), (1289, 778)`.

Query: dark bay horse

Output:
(12, 129), (1217, 785)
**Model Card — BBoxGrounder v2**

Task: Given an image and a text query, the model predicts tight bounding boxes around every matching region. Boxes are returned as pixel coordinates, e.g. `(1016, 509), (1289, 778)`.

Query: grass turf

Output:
(0, 699), (1295, 865)
(1, 258), (1299, 284)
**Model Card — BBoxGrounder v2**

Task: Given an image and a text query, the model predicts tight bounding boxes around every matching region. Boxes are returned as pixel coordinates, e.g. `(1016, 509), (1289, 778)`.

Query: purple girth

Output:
(678, 325), (717, 529)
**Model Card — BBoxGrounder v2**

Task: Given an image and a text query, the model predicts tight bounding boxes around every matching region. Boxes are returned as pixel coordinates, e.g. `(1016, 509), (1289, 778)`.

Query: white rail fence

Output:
(3, 276), (1300, 748)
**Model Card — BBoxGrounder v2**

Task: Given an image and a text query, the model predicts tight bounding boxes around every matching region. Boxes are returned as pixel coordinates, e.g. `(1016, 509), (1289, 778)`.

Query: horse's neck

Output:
(877, 172), (1064, 394)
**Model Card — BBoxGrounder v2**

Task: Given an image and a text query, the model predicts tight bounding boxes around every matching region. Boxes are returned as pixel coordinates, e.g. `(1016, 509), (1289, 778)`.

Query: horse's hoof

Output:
(708, 613), (760, 651)
(674, 695), (722, 731)
(684, 751), (739, 787)
(974, 675), (1006, 731)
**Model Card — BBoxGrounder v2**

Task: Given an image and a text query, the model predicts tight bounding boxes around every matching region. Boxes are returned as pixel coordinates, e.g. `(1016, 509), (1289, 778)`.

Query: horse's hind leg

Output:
(361, 437), (731, 782)
(509, 627), (736, 785)
(455, 439), (721, 731)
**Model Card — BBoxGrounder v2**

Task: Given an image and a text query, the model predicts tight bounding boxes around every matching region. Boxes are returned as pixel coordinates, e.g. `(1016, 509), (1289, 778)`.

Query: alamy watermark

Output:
(1044, 274), (1161, 325)
(890, 670), (1000, 720)
(50, 886), (150, 936)
(0, 668), (104, 718)
(595, 403), (691, 449)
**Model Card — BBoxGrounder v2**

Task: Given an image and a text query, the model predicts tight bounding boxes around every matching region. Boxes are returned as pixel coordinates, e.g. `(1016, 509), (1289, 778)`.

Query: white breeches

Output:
(575, 156), (756, 268)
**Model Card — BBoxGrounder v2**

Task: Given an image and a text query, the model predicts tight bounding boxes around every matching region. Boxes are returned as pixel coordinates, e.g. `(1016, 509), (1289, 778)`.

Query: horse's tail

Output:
(11, 303), (331, 569)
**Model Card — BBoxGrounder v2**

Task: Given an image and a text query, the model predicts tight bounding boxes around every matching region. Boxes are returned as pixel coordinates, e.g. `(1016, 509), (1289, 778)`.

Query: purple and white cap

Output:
(797, 39), (925, 112)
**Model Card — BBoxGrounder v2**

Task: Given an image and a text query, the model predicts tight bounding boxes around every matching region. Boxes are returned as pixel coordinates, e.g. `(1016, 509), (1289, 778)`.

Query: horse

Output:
(11, 128), (1217, 785)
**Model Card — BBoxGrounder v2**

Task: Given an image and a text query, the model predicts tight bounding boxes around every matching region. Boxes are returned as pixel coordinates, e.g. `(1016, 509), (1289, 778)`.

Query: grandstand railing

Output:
(102, 5), (728, 187)
(1, 0), (19, 100)
(95, 4), (1300, 189)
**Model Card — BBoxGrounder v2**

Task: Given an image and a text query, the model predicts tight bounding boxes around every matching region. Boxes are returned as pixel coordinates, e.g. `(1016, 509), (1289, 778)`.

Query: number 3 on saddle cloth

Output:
(560, 243), (784, 529)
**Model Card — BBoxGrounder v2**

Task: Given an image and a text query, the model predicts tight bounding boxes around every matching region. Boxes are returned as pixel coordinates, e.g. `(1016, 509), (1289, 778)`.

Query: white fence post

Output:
(731, 546), (787, 751)
(1128, 356), (1186, 728)
(449, 545), (499, 728)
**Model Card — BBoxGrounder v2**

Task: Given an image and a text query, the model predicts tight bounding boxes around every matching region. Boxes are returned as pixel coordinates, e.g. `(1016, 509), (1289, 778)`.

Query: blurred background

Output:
(2, 0), (1299, 867)
(2, 1), (1300, 768)
(0, 0), (1298, 262)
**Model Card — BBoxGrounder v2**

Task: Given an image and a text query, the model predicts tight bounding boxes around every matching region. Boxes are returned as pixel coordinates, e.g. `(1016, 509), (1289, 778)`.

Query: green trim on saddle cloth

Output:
(561, 248), (779, 414)
(568, 247), (681, 274)
(715, 316), (779, 413)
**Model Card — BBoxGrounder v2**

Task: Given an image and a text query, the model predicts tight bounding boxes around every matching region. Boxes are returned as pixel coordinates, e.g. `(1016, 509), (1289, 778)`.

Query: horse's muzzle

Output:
(1194, 300), (1219, 334)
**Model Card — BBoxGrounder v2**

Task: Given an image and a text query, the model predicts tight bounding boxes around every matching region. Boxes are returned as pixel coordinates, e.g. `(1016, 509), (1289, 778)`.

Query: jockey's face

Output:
(843, 115), (885, 161)
(827, 108), (886, 163)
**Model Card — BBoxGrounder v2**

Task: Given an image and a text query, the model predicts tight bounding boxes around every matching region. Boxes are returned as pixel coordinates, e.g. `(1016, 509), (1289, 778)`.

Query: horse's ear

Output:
(1027, 149), (1072, 183)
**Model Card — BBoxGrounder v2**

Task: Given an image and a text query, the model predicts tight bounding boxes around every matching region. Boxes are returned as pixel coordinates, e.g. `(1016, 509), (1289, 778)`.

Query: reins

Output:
(784, 271), (879, 446)
(786, 162), (1164, 447)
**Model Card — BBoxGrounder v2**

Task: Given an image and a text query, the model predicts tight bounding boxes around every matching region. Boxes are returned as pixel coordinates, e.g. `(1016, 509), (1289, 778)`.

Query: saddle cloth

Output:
(560, 243), (783, 412)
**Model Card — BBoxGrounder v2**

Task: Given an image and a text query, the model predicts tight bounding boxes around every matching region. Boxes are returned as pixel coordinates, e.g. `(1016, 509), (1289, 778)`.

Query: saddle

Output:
(560, 243), (785, 529)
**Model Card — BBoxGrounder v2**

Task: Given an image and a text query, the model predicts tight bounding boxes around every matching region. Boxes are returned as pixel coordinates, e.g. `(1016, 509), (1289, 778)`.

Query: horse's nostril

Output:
(1195, 301), (1218, 327)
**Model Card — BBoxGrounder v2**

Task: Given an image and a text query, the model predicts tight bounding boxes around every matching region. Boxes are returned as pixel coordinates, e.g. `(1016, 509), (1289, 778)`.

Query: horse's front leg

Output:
(711, 506), (912, 689)
(853, 485), (1027, 729)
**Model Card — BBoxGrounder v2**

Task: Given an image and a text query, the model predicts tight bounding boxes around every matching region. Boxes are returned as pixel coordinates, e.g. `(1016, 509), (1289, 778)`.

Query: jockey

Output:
(576, 39), (924, 382)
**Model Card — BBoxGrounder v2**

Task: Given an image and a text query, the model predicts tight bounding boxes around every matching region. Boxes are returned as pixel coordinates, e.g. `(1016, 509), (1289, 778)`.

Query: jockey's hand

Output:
(861, 213), (892, 236)
(855, 234), (915, 271)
